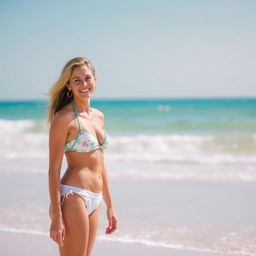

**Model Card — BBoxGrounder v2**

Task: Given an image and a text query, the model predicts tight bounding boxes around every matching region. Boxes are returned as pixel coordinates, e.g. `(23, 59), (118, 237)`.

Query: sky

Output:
(1, 0), (256, 100)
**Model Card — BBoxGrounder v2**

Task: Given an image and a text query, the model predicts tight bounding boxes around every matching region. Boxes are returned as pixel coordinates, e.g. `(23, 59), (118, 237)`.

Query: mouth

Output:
(79, 89), (90, 95)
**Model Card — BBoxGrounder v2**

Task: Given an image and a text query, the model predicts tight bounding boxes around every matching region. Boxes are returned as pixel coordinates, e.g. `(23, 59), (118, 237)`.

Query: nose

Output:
(81, 80), (88, 86)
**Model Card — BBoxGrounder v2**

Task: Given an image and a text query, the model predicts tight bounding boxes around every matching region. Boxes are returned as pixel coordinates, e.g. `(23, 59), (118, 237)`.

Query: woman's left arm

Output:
(102, 159), (118, 235)
(96, 108), (118, 234)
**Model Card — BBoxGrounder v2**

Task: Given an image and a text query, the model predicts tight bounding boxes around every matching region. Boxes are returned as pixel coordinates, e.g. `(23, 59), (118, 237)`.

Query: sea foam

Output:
(0, 119), (256, 182)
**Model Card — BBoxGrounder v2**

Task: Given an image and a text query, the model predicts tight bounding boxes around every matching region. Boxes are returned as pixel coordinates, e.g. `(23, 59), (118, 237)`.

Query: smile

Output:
(79, 89), (89, 93)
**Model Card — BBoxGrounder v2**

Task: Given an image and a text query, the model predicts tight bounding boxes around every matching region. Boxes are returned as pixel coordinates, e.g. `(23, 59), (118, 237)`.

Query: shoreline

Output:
(0, 230), (234, 256)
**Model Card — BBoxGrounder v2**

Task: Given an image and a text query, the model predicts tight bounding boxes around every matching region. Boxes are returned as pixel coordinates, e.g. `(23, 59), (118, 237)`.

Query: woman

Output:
(48, 57), (117, 256)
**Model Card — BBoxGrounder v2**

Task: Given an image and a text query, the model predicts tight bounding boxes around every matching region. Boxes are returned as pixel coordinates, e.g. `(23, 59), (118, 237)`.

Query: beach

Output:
(0, 230), (232, 256)
(0, 98), (256, 255)
(0, 171), (255, 256)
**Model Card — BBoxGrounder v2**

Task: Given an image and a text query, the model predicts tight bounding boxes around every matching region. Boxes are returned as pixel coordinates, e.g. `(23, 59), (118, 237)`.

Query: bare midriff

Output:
(61, 149), (103, 193)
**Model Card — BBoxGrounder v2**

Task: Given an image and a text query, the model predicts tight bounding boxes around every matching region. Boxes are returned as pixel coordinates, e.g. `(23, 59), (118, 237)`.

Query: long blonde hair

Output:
(47, 57), (95, 124)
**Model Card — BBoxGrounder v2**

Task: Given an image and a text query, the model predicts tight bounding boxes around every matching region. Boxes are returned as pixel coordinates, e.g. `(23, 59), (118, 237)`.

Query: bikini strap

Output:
(71, 102), (82, 132)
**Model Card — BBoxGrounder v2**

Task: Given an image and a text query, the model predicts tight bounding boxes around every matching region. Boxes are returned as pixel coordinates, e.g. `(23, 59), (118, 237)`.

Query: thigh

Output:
(59, 194), (89, 256)
(86, 205), (101, 256)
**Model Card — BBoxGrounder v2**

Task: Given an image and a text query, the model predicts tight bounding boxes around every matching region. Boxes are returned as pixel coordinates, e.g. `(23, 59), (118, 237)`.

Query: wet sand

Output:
(0, 230), (233, 256)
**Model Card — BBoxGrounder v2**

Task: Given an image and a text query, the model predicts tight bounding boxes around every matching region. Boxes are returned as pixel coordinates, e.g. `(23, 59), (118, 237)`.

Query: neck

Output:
(73, 98), (91, 113)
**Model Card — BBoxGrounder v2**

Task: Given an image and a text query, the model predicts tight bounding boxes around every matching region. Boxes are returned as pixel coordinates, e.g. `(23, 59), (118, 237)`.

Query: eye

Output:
(85, 76), (92, 81)
(74, 79), (82, 84)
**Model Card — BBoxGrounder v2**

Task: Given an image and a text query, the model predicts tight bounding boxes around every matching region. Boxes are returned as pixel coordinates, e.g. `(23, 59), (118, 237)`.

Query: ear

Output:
(66, 83), (71, 90)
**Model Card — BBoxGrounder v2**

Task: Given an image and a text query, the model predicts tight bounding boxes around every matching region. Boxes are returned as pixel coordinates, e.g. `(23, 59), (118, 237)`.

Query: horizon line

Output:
(0, 96), (256, 102)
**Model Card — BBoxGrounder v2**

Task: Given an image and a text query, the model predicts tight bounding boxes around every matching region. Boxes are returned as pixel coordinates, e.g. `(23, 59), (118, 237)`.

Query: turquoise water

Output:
(1, 98), (256, 135)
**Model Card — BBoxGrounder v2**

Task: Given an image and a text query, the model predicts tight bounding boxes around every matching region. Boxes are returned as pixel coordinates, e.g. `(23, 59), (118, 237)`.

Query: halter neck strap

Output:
(71, 102), (82, 132)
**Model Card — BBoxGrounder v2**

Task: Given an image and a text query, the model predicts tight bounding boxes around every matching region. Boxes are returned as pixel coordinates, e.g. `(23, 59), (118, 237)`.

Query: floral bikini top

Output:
(65, 102), (109, 153)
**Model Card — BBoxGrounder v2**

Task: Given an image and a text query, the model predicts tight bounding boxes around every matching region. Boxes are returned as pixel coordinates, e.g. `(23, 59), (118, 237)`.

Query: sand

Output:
(0, 230), (233, 256)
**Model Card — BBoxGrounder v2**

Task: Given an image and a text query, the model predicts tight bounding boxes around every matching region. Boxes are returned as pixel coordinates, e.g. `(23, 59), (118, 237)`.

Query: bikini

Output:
(61, 102), (109, 215)
(64, 102), (109, 152)
(61, 184), (103, 216)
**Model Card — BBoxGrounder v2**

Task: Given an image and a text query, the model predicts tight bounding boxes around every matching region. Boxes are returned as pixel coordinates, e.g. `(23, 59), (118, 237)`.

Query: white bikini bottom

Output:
(61, 184), (102, 215)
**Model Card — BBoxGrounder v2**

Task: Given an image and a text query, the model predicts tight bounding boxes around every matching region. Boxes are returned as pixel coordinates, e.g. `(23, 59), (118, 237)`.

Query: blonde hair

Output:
(47, 57), (95, 123)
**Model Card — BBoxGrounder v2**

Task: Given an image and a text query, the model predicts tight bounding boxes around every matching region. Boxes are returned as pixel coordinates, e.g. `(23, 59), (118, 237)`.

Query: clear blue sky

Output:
(1, 0), (256, 100)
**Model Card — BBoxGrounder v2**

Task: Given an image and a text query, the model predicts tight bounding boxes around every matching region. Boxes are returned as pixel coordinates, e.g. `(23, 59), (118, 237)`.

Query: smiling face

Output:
(67, 64), (96, 100)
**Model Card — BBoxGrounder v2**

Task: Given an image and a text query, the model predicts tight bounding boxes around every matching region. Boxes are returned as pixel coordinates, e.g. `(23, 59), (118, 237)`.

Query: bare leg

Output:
(86, 206), (101, 256)
(59, 194), (89, 256)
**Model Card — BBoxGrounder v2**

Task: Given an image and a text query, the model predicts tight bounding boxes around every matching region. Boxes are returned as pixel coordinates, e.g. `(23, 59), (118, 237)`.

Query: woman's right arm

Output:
(48, 111), (70, 247)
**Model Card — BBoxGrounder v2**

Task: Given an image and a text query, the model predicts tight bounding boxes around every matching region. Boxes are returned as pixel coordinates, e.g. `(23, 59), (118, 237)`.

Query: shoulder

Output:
(92, 108), (104, 121)
(92, 107), (105, 126)
(50, 104), (74, 129)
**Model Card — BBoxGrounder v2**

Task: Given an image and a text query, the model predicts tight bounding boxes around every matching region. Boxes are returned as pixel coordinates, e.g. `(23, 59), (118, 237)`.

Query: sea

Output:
(0, 98), (255, 255)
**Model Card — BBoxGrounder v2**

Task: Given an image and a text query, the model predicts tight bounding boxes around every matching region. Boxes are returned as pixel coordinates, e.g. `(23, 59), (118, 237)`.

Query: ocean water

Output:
(0, 98), (256, 255)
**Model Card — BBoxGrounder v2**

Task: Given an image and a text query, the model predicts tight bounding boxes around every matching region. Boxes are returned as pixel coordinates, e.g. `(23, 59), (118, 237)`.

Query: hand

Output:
(49, 217), (65, 247)
(105, 208), (118, 235)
